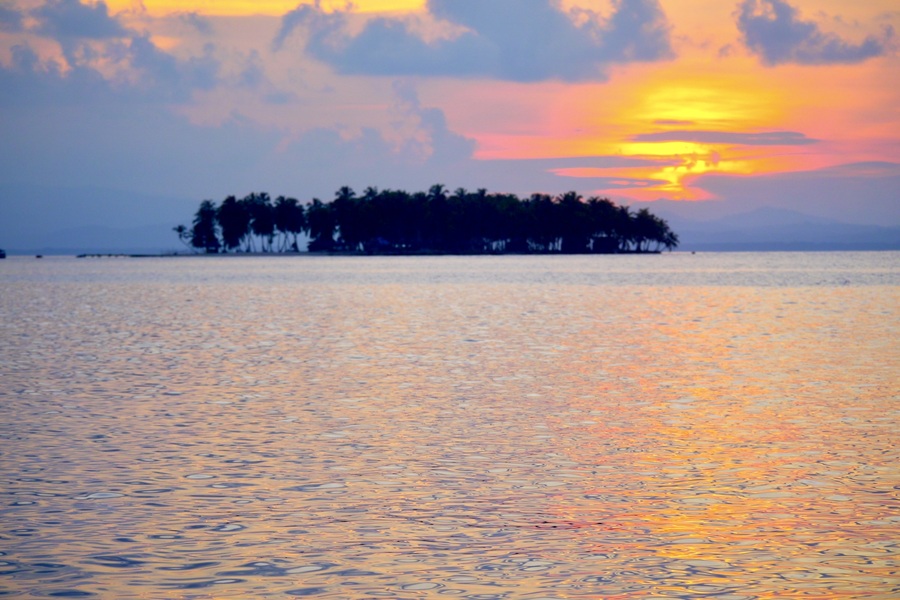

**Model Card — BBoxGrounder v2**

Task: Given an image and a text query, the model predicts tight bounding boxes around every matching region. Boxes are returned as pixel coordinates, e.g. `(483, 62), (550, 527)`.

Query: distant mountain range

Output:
(9, 223), (187, 256)
(0, 183), (194, 255)
(640, 204), (900, 252)
(1, 183), (898, 254)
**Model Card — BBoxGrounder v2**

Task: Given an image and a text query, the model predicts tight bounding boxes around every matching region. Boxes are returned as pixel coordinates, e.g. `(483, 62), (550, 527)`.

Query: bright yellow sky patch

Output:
(456, 58), (806, 200)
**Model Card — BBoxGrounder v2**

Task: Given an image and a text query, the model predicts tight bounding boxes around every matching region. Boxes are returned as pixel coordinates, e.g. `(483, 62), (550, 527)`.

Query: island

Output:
(175, 185), (678, 255)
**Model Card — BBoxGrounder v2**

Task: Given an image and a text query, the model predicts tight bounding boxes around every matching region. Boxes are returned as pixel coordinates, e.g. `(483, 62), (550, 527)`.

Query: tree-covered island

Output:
(176, 185), (679, 254)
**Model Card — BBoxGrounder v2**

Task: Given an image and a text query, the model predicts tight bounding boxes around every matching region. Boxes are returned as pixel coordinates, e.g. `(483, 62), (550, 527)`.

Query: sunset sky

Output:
(1, 0), (898, 241)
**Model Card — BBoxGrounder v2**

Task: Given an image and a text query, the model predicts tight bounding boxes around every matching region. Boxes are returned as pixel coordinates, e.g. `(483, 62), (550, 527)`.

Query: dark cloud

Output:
(632, 130), (819, 145)
(0, 44), (111, 107)
(0, 5), (24, 32)
(274, 0), (673, 82)
(128, 36), (220, 97)
(237, 50), (266, 89)
(273, 5), (487, 76)
(10, 1), (222, 99)
(582, 0), (675, 62)
(390, 80), (476, 162)
(34, 0), (127, 40)
(178, 12), (214, 35)
(0, 0), (215, 102)
(736, 0), (890, 65)
(0, 35), (221, 106)
(272, 3), (326, 53)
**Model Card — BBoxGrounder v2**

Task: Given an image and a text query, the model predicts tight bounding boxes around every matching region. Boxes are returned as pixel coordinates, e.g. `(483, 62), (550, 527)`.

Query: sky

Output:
(0, 0), (898, 248)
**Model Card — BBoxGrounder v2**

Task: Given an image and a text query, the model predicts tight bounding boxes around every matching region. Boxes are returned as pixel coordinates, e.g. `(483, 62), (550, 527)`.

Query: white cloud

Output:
(274, 0), (674, 82)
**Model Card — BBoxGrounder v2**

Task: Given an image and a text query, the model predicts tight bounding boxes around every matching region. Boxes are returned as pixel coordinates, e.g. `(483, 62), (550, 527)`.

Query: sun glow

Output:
(550, 61), (830, 200)
(459, 57), (824, 201)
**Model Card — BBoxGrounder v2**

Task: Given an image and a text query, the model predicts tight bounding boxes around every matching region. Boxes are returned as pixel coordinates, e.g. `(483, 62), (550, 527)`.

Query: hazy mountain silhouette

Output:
(647, 205), (900, 251)
(0, 183), (193, 254)
(25, 224), (185, 255)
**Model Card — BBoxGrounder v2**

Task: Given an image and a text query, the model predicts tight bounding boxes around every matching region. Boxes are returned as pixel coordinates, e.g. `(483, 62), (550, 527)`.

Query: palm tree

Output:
(217, 195), (250, 252)
(274, 196), (305, 252)
(191, 200), (220, 253)
(332, 186), (362, 251)
(586, 196), (619, 253)
(556, 191), (591, 253)
(662, 228), (680, 252)
(173, 224), (193, 252)
(528, 193), (558, 252)
(306, 198), (335, 251)
(614, 205), (635, 252)
(247, 192), (275, 252)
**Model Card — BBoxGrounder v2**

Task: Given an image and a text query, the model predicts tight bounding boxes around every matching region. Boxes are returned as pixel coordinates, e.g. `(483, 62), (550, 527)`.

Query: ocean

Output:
(1, 252), (897, 598)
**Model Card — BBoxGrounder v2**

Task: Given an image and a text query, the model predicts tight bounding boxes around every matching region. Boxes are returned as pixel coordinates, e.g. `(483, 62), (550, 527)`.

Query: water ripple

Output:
(0, 255), (897, 598)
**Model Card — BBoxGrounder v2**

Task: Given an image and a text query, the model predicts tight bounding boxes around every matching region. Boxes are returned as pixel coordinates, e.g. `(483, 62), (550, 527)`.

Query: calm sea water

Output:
(1, 252), (898, 599)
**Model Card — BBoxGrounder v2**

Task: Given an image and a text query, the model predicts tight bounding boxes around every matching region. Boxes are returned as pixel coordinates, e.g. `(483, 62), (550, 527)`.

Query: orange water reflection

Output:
(540, 287), (899, 597)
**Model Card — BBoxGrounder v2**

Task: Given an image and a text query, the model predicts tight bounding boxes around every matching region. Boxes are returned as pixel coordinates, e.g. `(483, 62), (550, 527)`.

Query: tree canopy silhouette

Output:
(177, 186), (679, 254)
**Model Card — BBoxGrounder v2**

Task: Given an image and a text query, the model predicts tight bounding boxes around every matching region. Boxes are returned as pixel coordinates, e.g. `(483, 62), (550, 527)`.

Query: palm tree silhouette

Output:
(179, 186), (679, 255)
(191, 200), (220, 253)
